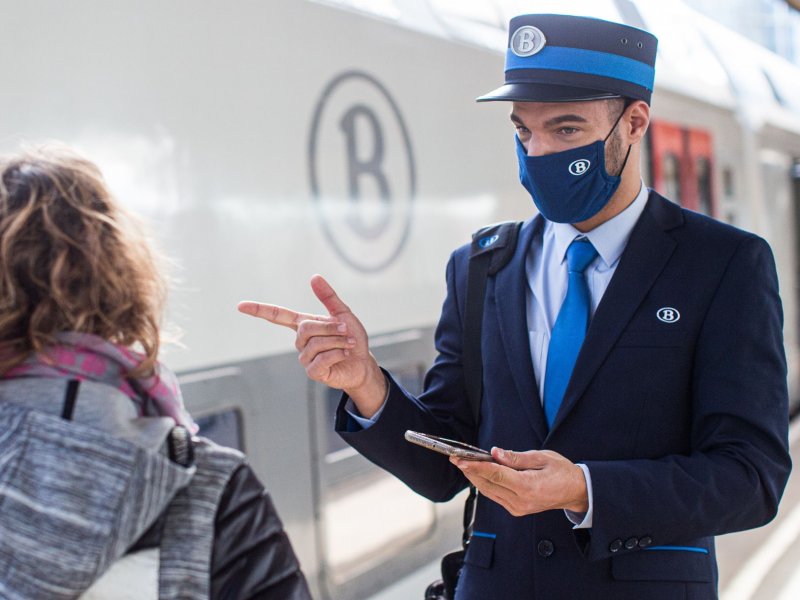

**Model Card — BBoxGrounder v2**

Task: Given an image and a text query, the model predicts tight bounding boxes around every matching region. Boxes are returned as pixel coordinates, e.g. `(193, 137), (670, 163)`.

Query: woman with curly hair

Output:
(0, 145), (311, 600)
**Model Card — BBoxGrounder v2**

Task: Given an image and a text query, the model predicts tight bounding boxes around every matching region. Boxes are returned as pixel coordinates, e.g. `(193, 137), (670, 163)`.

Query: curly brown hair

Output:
(0, 144), (168, 377)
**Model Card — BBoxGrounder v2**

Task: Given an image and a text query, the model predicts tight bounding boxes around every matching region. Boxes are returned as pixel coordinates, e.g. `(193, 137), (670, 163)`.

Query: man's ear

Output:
(625, 100), (650, 144)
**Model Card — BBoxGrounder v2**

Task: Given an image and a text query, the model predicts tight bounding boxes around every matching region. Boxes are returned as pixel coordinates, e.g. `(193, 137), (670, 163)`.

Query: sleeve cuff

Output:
(564, 463), (593, 529)
(343, 387), (389, 430)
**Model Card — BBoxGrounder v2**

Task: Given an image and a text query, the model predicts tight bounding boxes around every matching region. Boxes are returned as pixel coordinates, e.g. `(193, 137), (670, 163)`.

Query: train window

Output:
(696, 157), (713, 216)
(390, 363), (427, 395)
(323, 362), (426, 459)
(723, 167), (735, 197)
(194, 408), (244, 451)
(663, 153), (682, 205)
(325, 386), (351, 457)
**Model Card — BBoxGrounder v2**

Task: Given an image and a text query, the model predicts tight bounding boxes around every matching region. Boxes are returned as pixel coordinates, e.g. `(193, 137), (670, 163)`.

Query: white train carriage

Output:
(1, 1), (799, 598)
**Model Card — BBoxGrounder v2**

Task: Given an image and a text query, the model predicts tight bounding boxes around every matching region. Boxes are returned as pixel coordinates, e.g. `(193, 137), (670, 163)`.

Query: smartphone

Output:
(404, 430), (493, 461)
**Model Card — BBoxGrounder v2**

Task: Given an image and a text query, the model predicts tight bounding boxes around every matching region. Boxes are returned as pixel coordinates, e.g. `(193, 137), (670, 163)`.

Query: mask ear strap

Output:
(605, 103), (632, 177)
(615, 144), (633, 177)
(604, 106), (627, 142)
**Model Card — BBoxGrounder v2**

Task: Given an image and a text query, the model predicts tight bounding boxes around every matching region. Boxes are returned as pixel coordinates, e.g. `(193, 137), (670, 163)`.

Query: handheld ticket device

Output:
(404, 430), (493, 461)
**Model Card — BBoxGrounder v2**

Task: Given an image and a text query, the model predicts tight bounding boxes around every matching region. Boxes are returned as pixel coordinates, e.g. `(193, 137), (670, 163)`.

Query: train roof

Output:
(313, 0), (800, 133)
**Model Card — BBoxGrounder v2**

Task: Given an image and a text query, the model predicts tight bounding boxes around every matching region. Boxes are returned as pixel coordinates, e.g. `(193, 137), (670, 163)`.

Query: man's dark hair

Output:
(606, 97), (630, 122)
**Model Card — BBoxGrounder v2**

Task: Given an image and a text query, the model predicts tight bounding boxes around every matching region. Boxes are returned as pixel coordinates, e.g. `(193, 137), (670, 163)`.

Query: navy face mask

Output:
(516, 112), (631, 224)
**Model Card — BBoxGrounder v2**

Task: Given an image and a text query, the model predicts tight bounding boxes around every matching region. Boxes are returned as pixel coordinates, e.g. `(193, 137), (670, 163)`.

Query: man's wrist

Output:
(344, 360), (387, 418)
(563, 464), (589, 513)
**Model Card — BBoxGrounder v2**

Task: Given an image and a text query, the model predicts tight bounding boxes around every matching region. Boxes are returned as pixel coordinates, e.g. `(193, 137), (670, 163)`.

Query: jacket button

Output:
(638, 536), (653, 548)
(609, 539), (623, 553)
(625, 537), (639, 550)
(537, 539), (555, 557)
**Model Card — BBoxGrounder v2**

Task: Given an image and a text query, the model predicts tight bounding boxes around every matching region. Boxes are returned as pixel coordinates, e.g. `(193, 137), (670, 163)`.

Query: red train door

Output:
(649, 120), (715, 216)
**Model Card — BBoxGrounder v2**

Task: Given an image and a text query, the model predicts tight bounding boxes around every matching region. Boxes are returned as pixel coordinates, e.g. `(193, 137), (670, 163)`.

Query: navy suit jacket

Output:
(336, 192), (791, 600)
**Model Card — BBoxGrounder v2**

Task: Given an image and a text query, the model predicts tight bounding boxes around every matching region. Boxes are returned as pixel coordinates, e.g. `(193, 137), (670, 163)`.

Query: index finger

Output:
(237, 301), (336, 331)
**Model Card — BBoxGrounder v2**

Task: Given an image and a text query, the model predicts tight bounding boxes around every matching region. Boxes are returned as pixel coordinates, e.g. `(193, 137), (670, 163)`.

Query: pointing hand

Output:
(238, 274), (387, 417)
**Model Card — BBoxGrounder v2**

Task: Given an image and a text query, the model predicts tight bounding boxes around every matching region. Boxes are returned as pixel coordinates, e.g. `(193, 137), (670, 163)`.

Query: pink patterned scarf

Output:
(4, 332), (197, 433)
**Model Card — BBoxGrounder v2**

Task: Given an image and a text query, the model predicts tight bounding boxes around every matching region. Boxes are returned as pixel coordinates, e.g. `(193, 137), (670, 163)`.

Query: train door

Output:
(308, 327), (465, 600)
(649, 120), (715, 216)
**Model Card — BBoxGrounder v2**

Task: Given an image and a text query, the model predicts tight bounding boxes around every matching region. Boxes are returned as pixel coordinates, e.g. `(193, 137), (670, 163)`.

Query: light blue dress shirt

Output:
(348, 182), (650, 529)
(530, 182), (649, 528)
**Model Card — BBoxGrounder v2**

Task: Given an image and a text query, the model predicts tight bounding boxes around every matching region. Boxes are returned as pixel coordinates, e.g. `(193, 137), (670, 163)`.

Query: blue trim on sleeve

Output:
(505, 47), (655, 91)
(471, 531), (497, 539)
(645, 545), (709, 554)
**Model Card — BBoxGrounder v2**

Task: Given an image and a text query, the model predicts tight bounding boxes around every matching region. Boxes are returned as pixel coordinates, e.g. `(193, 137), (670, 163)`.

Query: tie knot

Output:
(566, 239), (598, 274)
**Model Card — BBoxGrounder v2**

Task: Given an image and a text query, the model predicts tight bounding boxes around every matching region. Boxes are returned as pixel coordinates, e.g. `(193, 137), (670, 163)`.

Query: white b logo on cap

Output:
(511, 26), (546, 57)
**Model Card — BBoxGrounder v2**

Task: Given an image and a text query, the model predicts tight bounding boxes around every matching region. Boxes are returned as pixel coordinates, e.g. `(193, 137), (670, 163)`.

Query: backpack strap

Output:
(60, 379), (81, 421)
(459, 220), (522, 555)
(463, 221), (523, 426)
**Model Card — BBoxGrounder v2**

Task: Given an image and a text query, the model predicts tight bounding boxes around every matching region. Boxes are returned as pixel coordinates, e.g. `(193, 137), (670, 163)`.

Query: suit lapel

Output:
(495, 216), (549, 443)
(549, 193), (683, 432)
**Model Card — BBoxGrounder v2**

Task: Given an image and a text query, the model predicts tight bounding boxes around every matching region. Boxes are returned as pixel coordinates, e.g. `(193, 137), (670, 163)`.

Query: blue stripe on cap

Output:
(505, 46), (655, 91)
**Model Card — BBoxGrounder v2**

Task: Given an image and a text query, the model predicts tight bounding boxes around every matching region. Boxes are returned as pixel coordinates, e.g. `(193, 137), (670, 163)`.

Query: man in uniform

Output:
(240, 14), (791, 600)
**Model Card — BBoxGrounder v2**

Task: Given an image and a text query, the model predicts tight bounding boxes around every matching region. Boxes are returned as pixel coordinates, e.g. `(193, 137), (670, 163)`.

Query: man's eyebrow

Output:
(543, 114), (589, 127)
(509, 113), (590, 127)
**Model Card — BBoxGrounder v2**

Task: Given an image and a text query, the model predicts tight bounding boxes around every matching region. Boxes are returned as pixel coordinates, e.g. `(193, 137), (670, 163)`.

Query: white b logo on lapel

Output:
(657, 307), (680, 323)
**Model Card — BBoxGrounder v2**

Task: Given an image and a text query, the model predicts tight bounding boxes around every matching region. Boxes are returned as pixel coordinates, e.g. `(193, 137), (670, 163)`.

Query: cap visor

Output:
(476, 82), (620, 103)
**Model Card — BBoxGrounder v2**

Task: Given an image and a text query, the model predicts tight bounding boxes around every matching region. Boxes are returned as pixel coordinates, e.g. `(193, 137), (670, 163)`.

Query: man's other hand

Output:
(450, 448), (589, 516)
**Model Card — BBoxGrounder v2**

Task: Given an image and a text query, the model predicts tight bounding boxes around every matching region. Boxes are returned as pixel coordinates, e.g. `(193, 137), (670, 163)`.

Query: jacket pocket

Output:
(464, 533), (495, 569)
(612, 546), (712, 582)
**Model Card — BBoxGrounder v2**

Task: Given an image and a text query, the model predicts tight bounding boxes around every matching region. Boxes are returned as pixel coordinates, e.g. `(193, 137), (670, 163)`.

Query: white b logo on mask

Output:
(569, 159), (591, 176)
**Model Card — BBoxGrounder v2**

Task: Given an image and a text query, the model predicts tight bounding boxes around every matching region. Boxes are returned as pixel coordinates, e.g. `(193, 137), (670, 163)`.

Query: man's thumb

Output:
(492, 448), (547, 470)
(310, 274), (350, 317)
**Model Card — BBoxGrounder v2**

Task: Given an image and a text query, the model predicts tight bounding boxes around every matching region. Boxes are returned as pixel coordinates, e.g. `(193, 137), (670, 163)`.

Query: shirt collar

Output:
(550, 181), (649, 268)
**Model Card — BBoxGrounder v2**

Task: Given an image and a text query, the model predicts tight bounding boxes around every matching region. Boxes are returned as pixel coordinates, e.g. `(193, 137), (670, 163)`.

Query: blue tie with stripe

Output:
(543, 238), (598, 428)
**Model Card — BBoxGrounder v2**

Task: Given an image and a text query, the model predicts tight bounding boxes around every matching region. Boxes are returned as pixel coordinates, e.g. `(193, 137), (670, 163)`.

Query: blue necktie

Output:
(543, 239), (598, 428)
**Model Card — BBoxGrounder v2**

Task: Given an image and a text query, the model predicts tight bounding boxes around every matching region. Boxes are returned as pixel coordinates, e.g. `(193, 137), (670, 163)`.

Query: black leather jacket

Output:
(210, 463), (311, 600)
(133, 462), (311, 600)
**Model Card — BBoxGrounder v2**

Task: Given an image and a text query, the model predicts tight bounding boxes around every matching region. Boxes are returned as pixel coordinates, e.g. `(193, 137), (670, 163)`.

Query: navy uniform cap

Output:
(477, 14), (658, 104)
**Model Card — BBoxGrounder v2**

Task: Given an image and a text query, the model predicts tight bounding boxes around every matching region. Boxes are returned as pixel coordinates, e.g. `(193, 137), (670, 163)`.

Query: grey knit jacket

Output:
(0, 378), (275, 600)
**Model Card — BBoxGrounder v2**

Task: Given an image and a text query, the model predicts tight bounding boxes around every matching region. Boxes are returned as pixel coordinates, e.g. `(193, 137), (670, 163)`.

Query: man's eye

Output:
(557, 127), (579, 135)
(515, 125), (530, 135)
